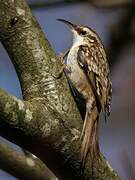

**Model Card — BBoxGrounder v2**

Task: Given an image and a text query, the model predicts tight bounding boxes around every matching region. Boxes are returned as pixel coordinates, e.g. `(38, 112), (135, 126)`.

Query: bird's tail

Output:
(80, 106), (100, 168)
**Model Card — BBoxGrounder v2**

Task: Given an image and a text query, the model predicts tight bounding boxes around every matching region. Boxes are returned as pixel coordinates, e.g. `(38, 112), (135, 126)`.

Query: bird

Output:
(57, 19), (112, 168)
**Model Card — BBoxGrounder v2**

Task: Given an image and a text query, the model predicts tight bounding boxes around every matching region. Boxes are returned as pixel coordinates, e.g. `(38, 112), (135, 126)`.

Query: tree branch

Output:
(89, 0), (134, 8)
(0, 0), (120, 179)
(29, 0), (86, 10)
(0, 141), (57, 180)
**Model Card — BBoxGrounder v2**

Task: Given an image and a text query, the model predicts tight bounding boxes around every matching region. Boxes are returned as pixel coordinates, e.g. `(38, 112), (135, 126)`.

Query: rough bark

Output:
(0, 0), (120, 179)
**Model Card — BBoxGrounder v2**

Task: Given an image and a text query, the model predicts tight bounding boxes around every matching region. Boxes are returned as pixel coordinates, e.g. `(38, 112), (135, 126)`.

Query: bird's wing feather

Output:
(77, 44), (111, 117)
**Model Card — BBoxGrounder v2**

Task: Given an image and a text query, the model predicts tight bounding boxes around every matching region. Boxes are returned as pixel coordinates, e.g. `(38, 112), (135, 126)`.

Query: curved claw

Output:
(52, 70), (64, 79)
(52, 50), (70, 79)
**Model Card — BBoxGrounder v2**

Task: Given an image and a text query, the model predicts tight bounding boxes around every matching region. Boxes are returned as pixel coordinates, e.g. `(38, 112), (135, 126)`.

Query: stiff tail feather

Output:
(80, 107), (99, 168)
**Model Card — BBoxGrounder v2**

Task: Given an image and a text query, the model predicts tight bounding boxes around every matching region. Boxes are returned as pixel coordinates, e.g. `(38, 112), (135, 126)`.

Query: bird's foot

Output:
(52, 50), (70, 79)
(52, 53), (65, 79)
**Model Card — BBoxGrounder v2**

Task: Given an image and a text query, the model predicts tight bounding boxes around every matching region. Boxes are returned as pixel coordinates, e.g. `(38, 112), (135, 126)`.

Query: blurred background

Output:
(0, 0), (135, 179)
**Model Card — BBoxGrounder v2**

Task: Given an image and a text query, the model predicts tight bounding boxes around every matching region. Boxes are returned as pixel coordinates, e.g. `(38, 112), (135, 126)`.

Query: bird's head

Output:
(57, 19), (97, 44)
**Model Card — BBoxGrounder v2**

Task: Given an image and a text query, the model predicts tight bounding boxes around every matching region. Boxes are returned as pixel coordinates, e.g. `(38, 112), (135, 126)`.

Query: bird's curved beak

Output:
(57, 19), (77, 30)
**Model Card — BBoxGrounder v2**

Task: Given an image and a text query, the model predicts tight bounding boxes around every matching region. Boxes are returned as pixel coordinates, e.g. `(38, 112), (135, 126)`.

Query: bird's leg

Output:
(53, 49), (70, 79)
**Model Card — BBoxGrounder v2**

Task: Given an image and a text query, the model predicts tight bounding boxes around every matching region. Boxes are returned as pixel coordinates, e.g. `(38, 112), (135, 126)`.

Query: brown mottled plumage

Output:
(57, 19), (112, 168)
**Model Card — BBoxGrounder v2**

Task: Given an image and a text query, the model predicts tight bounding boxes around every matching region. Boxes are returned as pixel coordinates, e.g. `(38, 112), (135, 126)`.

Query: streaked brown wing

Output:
(77, 44), (112, 116)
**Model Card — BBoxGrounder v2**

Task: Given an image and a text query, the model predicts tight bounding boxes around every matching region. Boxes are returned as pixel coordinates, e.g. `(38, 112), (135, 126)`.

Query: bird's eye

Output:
(80, 30), (86, 35)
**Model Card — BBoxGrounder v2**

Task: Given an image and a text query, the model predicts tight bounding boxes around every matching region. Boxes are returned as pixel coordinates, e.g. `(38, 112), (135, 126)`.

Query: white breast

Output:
(66, 44), (87, 88)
